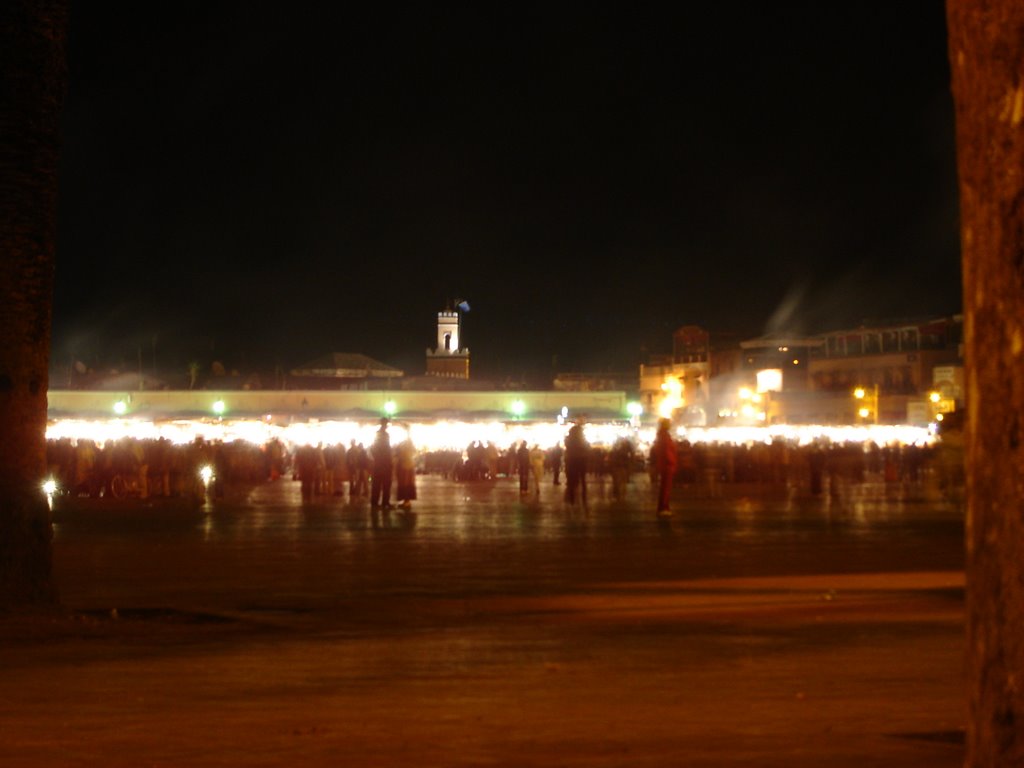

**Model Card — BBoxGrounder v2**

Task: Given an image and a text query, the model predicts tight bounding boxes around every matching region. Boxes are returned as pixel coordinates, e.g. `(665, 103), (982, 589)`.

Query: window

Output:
(900, 329), (919, 351)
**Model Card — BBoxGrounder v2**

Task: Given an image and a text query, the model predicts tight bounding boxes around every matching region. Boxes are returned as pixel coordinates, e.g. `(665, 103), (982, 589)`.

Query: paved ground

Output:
(1, 473), (966, 766)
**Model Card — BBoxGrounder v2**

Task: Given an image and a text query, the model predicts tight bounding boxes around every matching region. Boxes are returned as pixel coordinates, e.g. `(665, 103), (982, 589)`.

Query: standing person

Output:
(395, 435), (417, 510)
(547, 443), (564, 485)
(653, 418), (678, 518)
(266, 438), (284, 481)
(484, 442), (499, 480)
(314, 443), (327, 496)
(563, 422), (589, 507)
(529, 444), (546, 498)
(149, 437), (171, 498)
(608, 437), (635, 501)
(370, 419), (393, 510)
(295, 444), (319, 504)
(322, 444), (337, 496)
(74, 439), (96, 497)
(516, 440), (531, 495)
(348, 440), (368, 499)
(133, 439), (149, 500)
(332, 442), (348, 497)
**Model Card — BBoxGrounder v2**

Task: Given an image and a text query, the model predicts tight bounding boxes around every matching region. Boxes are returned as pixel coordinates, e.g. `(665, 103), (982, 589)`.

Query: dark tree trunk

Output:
(947, 2), (1024, 765)
(0, 0), (68, 607)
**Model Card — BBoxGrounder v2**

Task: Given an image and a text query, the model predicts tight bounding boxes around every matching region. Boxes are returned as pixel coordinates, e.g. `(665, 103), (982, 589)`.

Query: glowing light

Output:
(42, 477), (57, 511)
(626, 402), (643, 417)
(738, 387), (753, 401)
(858, 407), (871, 419)
(44, 417), (938, 459)
(658, 377), (684, 418)
(756, 369), (782, 393)
(212, 399), (226, 415)
(853, 387), (866, 400)
(113, 400), (128, 415)
(929, 391), (941, 403)
(383, 400), (398, 416)
(510, 399), (526, 418)
(199, 465), (214, 487)
(936, 413), (944, 422)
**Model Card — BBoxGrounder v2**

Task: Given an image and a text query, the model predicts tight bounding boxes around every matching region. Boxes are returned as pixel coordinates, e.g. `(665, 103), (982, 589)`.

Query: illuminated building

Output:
(425, 304), (470, 379)
(48, 308), (963, 432)
(641, 317), (963, 426)
(729, 335), (820, 424)
(806, 315), (963, 424)
(639, 326), (712, 425)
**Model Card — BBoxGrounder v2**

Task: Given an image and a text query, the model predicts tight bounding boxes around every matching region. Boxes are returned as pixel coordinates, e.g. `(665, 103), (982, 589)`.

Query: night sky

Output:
(53, 3), (961, 382)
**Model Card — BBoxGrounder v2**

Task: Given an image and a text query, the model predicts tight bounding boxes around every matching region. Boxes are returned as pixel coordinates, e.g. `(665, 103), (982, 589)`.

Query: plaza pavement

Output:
(0, 473), (966, 766)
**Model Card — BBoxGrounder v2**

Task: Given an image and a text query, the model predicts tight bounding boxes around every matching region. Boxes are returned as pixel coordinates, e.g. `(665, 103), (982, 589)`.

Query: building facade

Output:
(649, 316), (964, 425)
(425, 309), (470, 379)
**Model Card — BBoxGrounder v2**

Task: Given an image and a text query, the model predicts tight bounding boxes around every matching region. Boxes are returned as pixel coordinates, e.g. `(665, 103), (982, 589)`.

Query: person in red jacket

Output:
(653, 418), (678, 517)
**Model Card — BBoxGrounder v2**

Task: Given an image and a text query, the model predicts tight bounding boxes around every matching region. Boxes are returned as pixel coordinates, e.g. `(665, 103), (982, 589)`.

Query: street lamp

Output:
(42, 478), (58, 511)
(853, 385), (879, 424)
(626, 401), (643, 428)
(927, 390), (955, 423)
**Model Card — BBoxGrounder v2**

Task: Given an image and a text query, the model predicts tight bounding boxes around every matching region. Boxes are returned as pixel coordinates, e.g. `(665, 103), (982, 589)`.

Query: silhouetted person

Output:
(516, 441), (531, 494)
(370, 419), (393, 509)
(295, 444), (319, 503)
(529, 444), (546, 497)
(563, 423), (589, 507)
(653, 418), (677, 517)
(808, 443), (826, 496)
(395, 436), (417, 510)
(347, 440), (369, 498)
(547, 444), (563, 485)
(608, 437), (635, 501)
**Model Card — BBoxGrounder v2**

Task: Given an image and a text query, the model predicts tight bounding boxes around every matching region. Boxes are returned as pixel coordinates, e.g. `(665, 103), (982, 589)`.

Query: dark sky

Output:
(53, 3), (961, 381)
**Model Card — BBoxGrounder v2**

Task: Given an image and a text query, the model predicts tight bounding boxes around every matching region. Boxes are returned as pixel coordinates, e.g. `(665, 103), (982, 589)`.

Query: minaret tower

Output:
(425, 302), (470, 378)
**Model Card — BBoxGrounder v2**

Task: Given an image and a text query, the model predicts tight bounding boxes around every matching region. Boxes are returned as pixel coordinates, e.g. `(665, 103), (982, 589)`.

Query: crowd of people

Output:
(46, 420), (963, 515)
(46, 435), (279, 502)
